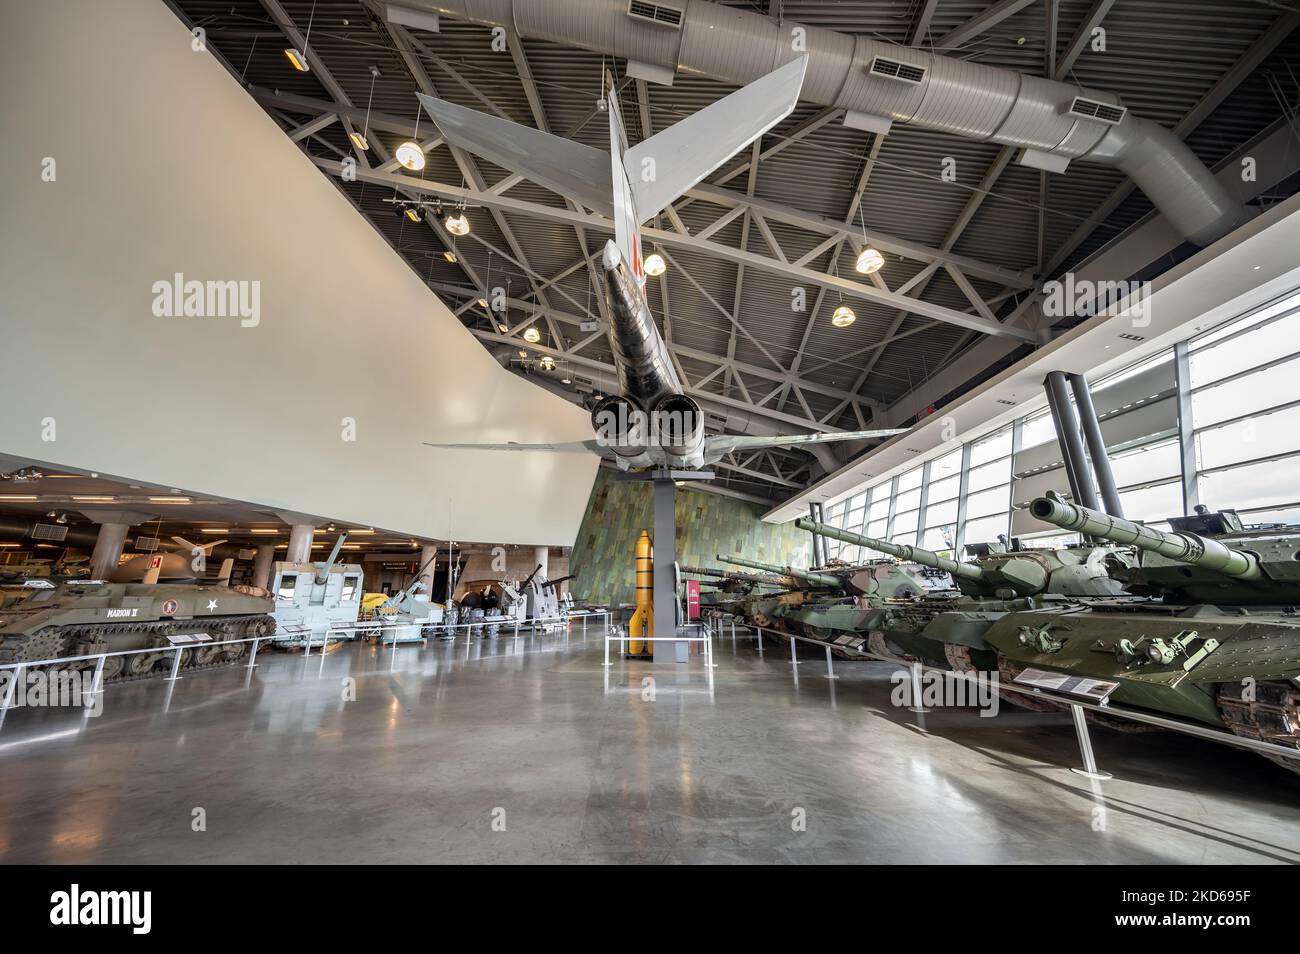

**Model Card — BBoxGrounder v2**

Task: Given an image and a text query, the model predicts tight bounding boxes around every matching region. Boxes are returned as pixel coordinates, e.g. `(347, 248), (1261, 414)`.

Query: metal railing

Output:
(0, 611), (613, 733)
(602, 620), (716, 693)
(701, 610), (1300, 777)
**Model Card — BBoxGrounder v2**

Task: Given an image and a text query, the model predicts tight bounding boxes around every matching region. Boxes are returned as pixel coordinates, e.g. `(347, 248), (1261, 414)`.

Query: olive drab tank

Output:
(983, 493), (1300, 774)
(0, 579), (276, 681)
(794, 519), (1136, 706)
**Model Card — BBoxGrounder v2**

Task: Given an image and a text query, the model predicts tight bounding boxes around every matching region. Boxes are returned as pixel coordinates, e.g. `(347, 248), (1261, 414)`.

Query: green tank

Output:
(0, 579), (276, 681)
(713, 549), (950, 657)
(795, 519), (1137, 709)
(985, 493), (1300, 772)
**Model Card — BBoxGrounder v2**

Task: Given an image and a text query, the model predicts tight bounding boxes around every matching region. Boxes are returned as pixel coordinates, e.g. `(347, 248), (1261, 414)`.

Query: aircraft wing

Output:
(417, 94), (614, 216)
(423, 439), (605, 456)
(704, 428), (908, 462)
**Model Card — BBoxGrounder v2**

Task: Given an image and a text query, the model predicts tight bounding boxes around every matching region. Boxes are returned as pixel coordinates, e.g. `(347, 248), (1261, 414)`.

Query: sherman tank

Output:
(984, 493), (1300, 773)
(0, 579), (276, 681)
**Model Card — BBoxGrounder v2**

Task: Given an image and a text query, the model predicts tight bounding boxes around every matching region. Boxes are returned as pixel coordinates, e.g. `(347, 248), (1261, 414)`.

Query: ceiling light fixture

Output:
(404, 207), (422, 223)
(148, 496), (191, 504)
(831, 305), (857, 328)
(443, 250), (457, 264)
(395, 141), (426, 171)
(523, 326), (541, 343)
(539, 356), (556, 371)
(444, 212), (470, 235)
(478, 298), (489, 309)
(71, 495), (115, 503)
(0, 494), (37, 502)
(855, 246), (884, 275)
(518, 349), (529, 359)
(351, 65), (379, 153)
(498, 323), (509, 333)
(283, 47), (310, 72)
(348, 131), (369, 152)
(643, 253), (666, 276)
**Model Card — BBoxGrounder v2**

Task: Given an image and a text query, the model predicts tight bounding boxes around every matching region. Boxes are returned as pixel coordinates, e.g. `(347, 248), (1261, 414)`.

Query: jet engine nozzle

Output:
(651, 394), (705, 463)
(590, 394), (648, 460)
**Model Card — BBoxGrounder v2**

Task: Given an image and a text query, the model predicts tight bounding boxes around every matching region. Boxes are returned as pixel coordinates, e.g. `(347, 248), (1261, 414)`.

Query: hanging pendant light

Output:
(523, 326), (541, 343)
(643, 253), (666, 276)
(855, 246), (884, 274)
(444, 212), (470, 235)
(831, 305), (857, 328)
(395, 140), (425, 171)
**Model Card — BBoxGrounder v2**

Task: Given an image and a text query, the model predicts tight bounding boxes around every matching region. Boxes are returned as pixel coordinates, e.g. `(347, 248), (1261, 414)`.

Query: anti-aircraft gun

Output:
(981, 493), (1300, 772)
(368, 551), (446, 642)
(791, 518), (1134, 689)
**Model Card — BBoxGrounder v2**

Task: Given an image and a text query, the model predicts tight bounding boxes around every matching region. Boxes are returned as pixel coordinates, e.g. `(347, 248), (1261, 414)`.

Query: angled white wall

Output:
(0, 0), (598, 545)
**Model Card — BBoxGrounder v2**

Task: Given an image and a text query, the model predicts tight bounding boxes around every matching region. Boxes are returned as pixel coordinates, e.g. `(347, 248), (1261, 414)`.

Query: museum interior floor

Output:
(2, 624), (1297, 864)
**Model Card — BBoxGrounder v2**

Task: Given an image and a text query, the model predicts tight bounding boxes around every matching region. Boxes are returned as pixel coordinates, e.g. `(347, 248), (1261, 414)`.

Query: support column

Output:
(89, 523), (130, 580)
(286, 524), (314, 563)
(1068, 372), (1124, 517)
(82, 510), (154, 580)
(252, 544), (275, 589)
(652, 477), (683, 663)
(533, 545), (549, 580)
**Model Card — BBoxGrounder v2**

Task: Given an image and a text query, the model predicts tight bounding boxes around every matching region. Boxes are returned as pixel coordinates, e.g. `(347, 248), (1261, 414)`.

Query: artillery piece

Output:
(982, 493), (1300, 773)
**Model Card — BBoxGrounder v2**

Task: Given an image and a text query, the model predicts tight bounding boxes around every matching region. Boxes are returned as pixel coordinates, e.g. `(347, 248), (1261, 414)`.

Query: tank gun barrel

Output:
(718, 554), (842, 589)
(795, 519), (983, 581)
(682, 565), (791, 588)
(1029, 493), (1261, 579)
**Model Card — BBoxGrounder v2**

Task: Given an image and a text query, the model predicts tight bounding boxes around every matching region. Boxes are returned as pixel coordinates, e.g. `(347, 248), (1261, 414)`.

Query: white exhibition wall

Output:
(0, 0), (599, 546)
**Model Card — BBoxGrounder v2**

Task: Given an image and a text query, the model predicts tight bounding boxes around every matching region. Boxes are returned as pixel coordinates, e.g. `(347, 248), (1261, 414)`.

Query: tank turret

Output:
(682, 565), (795, 589)
(795, 518), (1128, 599)
(1029, 492), (1297, 604)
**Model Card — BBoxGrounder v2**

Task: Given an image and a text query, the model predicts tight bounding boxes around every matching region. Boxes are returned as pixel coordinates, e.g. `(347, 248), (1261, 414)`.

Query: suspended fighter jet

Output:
(420, 58), (907, 471)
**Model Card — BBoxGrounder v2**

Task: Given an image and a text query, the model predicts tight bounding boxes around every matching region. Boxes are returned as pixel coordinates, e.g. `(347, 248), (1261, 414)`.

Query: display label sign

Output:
(1013, 666), (1120, 701)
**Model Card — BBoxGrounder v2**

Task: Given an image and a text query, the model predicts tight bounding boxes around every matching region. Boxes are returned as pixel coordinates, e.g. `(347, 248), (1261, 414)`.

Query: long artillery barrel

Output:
(795, 518), (984, 582)
(683, 565), (792, 588)
(314, 532), (349, 585)
(540, 573), (576, 590)
(718, 554), (843, 589)
(1030, 492), (1261, 579)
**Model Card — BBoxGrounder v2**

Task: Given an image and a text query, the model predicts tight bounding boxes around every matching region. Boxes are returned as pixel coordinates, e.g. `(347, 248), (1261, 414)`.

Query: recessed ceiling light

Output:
(72, 495), (115, 503)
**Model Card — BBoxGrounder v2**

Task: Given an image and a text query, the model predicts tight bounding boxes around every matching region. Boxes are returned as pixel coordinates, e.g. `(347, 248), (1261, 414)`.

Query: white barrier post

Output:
(603, 631), (611, 668)
(0, 664), (21, 730)
(907, 661), (930, 713)
(246, 637), (262, 669)
(166, 647), (184, 682)
(83, 654), (107, 707)
(1070, 704), (1113, 780)
(756, 627), (763, 655)
(789, 636), (799, 666)
(823, 646), (837, 680)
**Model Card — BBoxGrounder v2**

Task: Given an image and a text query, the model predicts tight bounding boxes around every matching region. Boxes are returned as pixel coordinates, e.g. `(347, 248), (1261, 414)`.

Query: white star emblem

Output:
(206, 599), (218, 611)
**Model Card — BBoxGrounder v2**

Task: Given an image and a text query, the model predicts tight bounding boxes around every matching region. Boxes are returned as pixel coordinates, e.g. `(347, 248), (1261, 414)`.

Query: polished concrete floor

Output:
(1, 624), (1298, 864)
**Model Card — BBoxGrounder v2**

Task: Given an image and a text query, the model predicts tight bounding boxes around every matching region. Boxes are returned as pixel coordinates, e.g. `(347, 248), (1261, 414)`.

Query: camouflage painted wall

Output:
(569, 471), (811, 606)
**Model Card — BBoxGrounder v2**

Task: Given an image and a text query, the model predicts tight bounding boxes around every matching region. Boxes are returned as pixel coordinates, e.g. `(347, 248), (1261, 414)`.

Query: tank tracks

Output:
(1217, 680), (1300, 776)
(0, 615), (275, 683)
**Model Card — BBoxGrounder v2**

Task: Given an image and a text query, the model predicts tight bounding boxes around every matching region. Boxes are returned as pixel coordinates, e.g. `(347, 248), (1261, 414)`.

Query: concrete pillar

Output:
(89, 522), (130, 580)
(418, 544), (438, 593)
(252, 544), (275, 588)
(286, 524), (314, 563)
(534, 545), (549, 580)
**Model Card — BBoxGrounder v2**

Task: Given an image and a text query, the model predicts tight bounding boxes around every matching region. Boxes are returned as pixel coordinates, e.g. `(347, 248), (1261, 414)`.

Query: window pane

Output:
(1189, 308), (1300, 387)
(866, 519), (888, 539)
(1196, 404), (1300, 470)
(930, 448), (962, 479)
(847, 493), (867, 510)
(868, 496), (890, 520)
(1199, 459), (1300, 512)
(964, 513), (1008, 545)
(892, 509), (919, 536)
(970, 428), (1012, 467)
(1190, 354), (1300, 428)
(925, 498), (958, 526)
(1111, 439), (1181, 487)
(845, 508), (866, 533)
(920, 526), (955, 553)
(968, 459), (1010, 492)
(898, 467), (923, 492)
(927, 474), (960, 503)
(1019, 531), (1080, 550)
(1238, 504), (1300, 526)
(1119, 480), (1184, 522)
(895, 488), (922, 513)
(1020, 412), (1057, 451)
(966, 484), (1010, 518)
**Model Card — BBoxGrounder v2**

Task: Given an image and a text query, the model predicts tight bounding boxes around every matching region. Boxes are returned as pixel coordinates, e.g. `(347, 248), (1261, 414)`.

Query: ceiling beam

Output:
(938, 0), (1039, 50)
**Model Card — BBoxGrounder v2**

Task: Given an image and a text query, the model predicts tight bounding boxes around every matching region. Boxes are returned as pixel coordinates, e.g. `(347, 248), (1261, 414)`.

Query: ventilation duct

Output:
(420, 0), (1249, 245)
